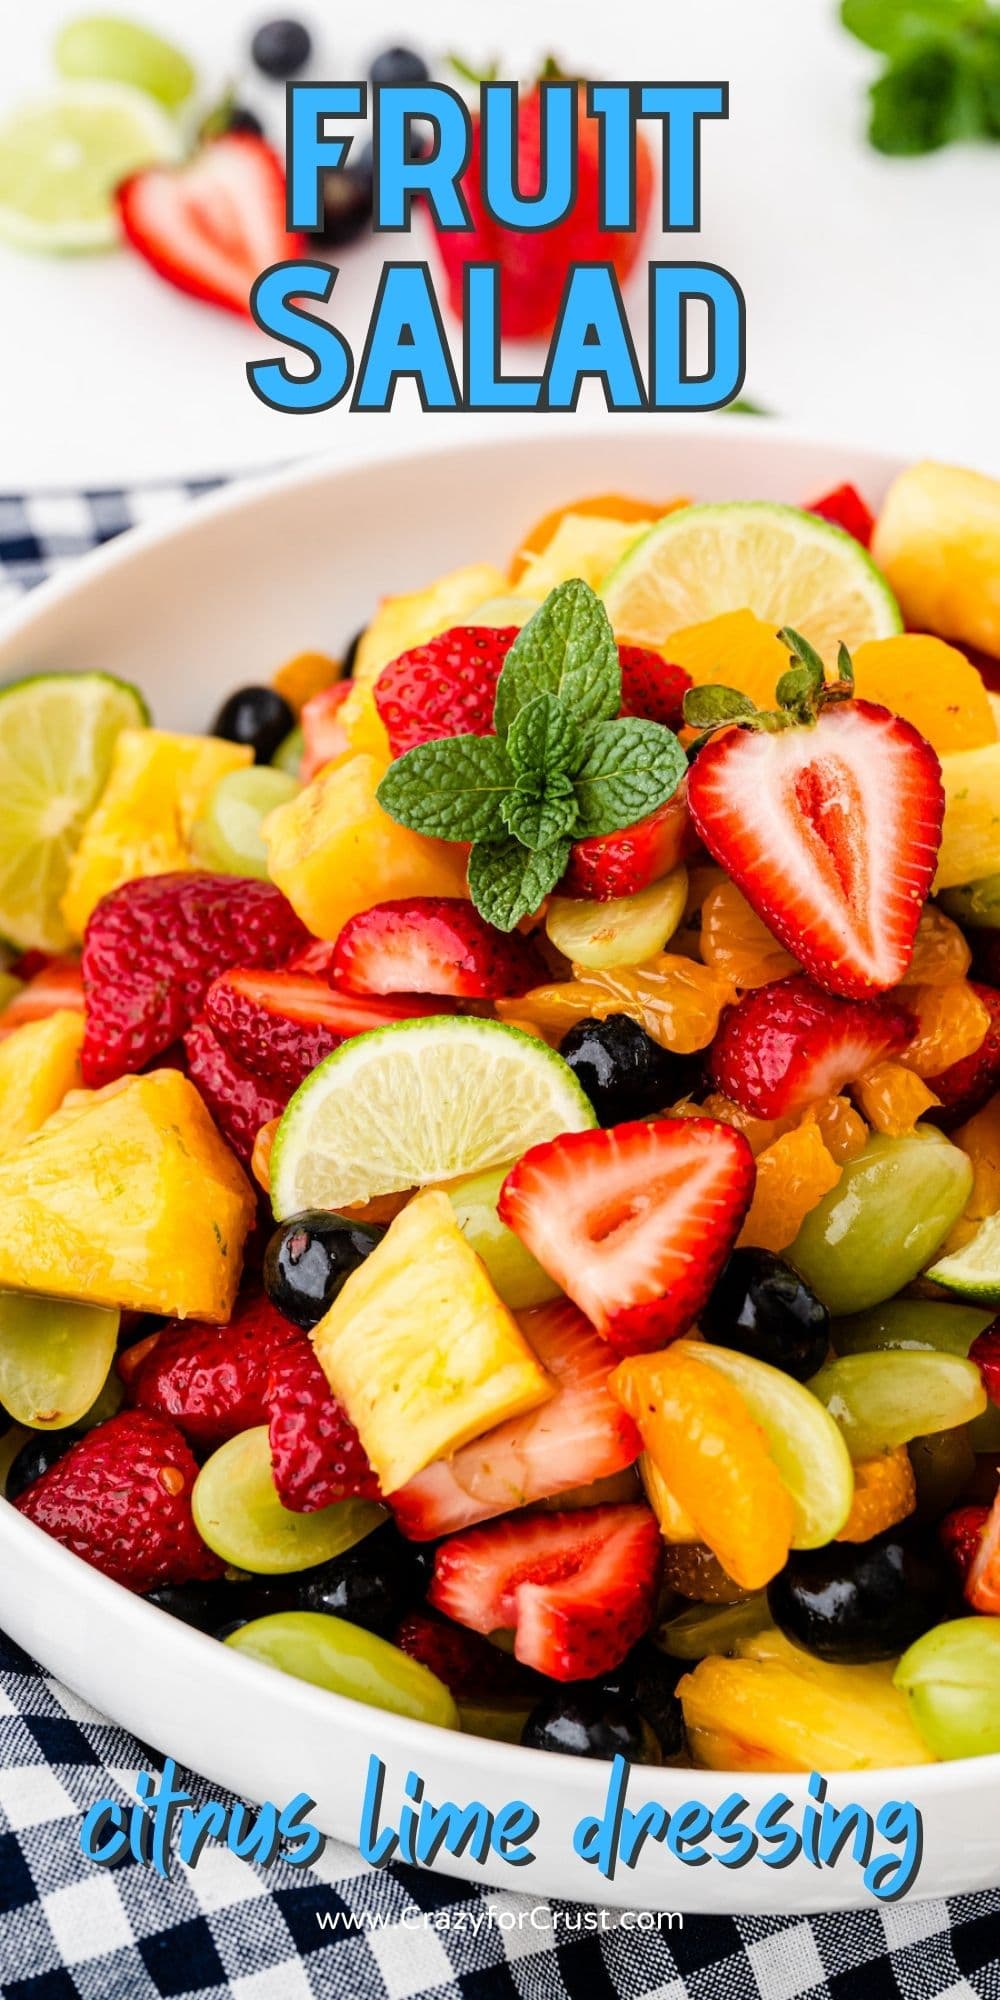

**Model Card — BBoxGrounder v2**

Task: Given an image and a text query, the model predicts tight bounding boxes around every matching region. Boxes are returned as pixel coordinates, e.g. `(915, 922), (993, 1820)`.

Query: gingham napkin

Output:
(1, 479), (999, 2000)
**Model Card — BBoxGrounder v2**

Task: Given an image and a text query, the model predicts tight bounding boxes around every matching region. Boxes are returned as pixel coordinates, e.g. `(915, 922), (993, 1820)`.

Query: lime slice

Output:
(0, 82), (180, 252)
(0, 671), (148, 950)
(927, 1214), (1000, 1305)
(602, 502), (902, 661)
(54, 18), (196, 110)
(270, 1016), (597, 1217)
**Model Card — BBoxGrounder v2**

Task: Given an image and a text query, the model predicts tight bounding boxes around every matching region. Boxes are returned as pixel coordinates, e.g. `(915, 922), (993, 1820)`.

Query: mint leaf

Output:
(868, 41), (982, 149)
(682, 684), (758, 729)
(377, 735), (514, 842)
(493, 579), (621, 740)
(841, 0), (984, 57)
(501, 768), (579, 849)
(572, 718), (687, 839)
(467, 835), (571, 931)
(506, 692), (581, 779)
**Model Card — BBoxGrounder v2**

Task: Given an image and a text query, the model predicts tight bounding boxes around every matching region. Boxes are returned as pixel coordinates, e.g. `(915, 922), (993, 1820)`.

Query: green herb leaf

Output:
(467, 835), (571, 931)
(377, 735), (514, 842)
(501, 768), (579, 849)
(506, 692), (581, 779)
(841, 0), (985, 58)
(572, 718), (687, 839)
(682, 684), (759, 730)
(868, 41), (982, 150)
(493, 579), (621, 740)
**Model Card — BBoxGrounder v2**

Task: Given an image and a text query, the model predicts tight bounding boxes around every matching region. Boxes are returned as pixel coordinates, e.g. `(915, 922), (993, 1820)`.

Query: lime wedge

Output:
(0, 671), (149, 950)
(0, 82), (180, 252)
(270, 1016), (597, 1217)
(54, 18), (196, 110)
(602, 502), (902, 661)
(927, 1214), (1000, 1305)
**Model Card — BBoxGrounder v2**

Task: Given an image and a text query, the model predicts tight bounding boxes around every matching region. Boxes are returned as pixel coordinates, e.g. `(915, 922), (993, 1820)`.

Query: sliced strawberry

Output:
(331, 897), (545, 999)
(808, 483), (876, 547)
(124, 1293), (301, 1447)
(0, 957), (83, 1037)
(184, 1017), (286, 1163)
(285, 938), (339, 977)
(939, 1504), (990, 1588)
(300, 683), (353, 783)
(394, 1610), (537, 1698)
(709, 974), (914, 1119)
(266, 1339), (380, 1511)
(926, 983), (1000, 1126)
(498, 1118), (755, 1355)
(966, 1486), (1000, 1613)
(618, 645), (692, 730)
(117, 133), (302, 319)
(968, 1320), (1000, 1404)
(391, 1299), (642, 1539)
(687, 701), (944, 998)
(558, 784), (696, 901)
(429, 1503), (661, 1680)
(206, 968), (446, 1091)
(373, 627), (520, 757)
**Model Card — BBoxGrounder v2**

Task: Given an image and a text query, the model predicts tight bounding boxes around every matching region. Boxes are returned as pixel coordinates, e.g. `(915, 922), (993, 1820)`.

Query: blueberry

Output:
(767, 1529), (950, 1664)
(701, 1249), (830, 1382)
(227, 104), (265, 137)
(341, 627), (365, 677)
(264, 1211), (384, 1329)
(310, 157), (373, 248)
(250, 18), (312, 79)
(603, 1639), (684, 1757)
(211, 685), (295, 764)
(146, 1575), (298, 1636)
(295, 1521), (432, 1634)
(521, 1685), (645, 1760)
(558, 1015), (697, 1127)
(5, 1432), (75, 1503)
(369, 45), (429, 87)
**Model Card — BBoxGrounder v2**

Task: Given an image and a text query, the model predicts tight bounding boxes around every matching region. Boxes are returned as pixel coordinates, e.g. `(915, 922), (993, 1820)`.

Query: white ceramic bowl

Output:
(0, 418), (996, 1914)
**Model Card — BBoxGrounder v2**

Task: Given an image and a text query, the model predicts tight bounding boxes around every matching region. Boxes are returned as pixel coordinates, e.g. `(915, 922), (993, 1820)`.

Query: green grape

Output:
(833, 1299), (994, 1359)
(0, 1293), (119, 1430)
(545, 869), (688, 971)
(225, 1610), (460, 1728)
(0, 972), (23, 1013)
(895, 1618), (1000, 1758)
(909, 1428), (977, 1521)
(938, 875), (1000, 930)
(193, 1425), (385, 1572)
(459, 1697), (536, 1744)
(54, 16), (196, 107)
(444, 1164), (561, 1309)
(191, 768), (298, 880)
(657, 1594), (771, 1660)
(787, 1130), (973, 1316)
(807, 1350), (986, 1460)
(271, 725), (304, 778)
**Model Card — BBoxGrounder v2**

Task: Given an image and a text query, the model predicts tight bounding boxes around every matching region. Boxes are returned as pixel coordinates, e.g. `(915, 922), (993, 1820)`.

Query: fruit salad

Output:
(3, 463), (1000, 1775)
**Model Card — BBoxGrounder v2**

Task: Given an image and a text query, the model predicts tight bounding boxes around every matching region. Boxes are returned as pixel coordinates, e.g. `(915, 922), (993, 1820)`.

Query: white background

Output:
(1, 0), (998, 488)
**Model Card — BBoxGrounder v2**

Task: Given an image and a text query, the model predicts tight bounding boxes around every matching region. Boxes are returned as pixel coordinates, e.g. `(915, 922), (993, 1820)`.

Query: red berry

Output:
(331, 897), (545, 999)
(709, 975), (915, 1119)
(125, 1293), (301, 1447)
(183, 1017), (286, 1163)
(205, 967), (447, 1094)
(117, 134), (301, 320)
(938, 1505), (989, 1587)
(618, 644), (692, 730)
(266, 1339), (381, 1511)
(300, 683), (353, 782)
(394, 1610), (536, 1698)
(968, 1320), (1000, 1405)
(14, 1411), (222, 1591)
(926, 983), (1000, 1126)
(558, 785), (696, 901)
(373, 627), (519, 757)
(807, 483), (876, 547)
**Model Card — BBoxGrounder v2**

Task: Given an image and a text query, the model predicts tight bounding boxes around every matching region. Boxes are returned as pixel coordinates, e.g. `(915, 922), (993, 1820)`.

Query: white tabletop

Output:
(1, 0), (998, 489)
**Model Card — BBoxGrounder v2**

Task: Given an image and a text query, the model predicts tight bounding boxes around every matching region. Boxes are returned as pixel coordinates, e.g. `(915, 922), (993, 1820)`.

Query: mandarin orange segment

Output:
(700, 879), (800, 988)
(251, 1116), (279, 1194)
(835, 1446), (916, 1543)
(850, 635), (998, 755)
(497, 955), (734, 1055)
(898, 981), (991, 1077)
(810, 1093), (870, 1163)
(666, 610), (791, 711)
(508, 492), (685, 583)
(698, 1091), (794, 1157)
(940, 1091), (1000, 1254)
(737, 1122), (842, 1254)
(852, 1061), (941, 1137)
(609, 1349), (794, 1590)
(271, 649), (339, 714)
(902, 904), (972, 986)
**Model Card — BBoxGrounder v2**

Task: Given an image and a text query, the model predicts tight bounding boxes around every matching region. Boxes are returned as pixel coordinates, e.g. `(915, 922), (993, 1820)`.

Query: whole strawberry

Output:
(184, 1017), (287, 1164)
(82, 872), (309, 1087)
(125, 1293), (302, 1447)
(15, 1411), (222, 1592)
(373, 627), (519, 757)
(618, 646), (692, 731)
(267, 1339), (381, 1511)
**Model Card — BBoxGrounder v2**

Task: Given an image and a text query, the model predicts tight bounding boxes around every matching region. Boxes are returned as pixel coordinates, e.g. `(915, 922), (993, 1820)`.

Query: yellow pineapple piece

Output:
(518, 513), (652, 600)
(872, 460), (1000, 656)
(61, 729), (252, 936)
(336, 682), (390, 763)
(263, 751), (468, 939)
(311, 1189), (552, 1493)
(0, 1070), (254, 1319)
(353, 564), (508, 689)
(934, 745), (1000, 889)
(679, 1627), (934, 1771)
(0, 1011), (83, 1158)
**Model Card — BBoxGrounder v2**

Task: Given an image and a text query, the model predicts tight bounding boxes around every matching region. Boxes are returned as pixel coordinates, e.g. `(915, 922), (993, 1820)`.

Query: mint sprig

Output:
(682, 628), (857, 751)
(376, 579), (687, 931)
(841, 0), (1000, 153)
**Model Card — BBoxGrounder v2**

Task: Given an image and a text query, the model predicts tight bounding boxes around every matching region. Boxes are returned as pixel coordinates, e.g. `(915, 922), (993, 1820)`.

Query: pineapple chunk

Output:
(0, 1011), (84, 1158)
(934, 745), (1000, 889)
(263, 751), (468, 939)
(518, 512), (652, 600)
(0, 1070), (254, 1319)
(872, 461), (1000, 655)
(61, 729), (252, 937)
(353, 564), (508, 688)
(678, 1628), (934, 1771)
(312, 1190), (552, 1493)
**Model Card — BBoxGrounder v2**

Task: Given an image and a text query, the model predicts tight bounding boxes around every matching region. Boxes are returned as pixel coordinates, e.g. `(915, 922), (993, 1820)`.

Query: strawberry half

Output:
(266, 1338), (380, 1512)
(429, 1503), (661, 1680)
(373, 627), (520, 757)
(968, 1320), (1000, 1405)
(391, 1298), (642, 1539)
(687, 701), (944, 997)
(558, 784), (697, 901)
(123, 1293), (301, 1447)
(618, 645), (692, 730)
(939, 1504), (990, 1587)
(205, 968), (447, 1091)
(966, 1485), (1000, 1614)
(184, 1017), (287, 1163)
(14, 1411), (222, 1592)
(331, 897), (545, 999)
(300, 683), (353, 783)
(0, 956), (83, 1038)
(808, 483), (876, 547)
(498, 1118), (756, 1355)
(117, 133), (302, 319)
(926, 983), (1000, 1126)
(394, 1610), (537, 1698)
(709, 974), (915, 1119)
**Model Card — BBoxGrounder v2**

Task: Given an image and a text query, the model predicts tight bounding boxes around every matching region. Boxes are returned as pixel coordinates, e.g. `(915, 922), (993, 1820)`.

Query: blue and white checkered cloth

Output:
(1, 479), (1000, 2000)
